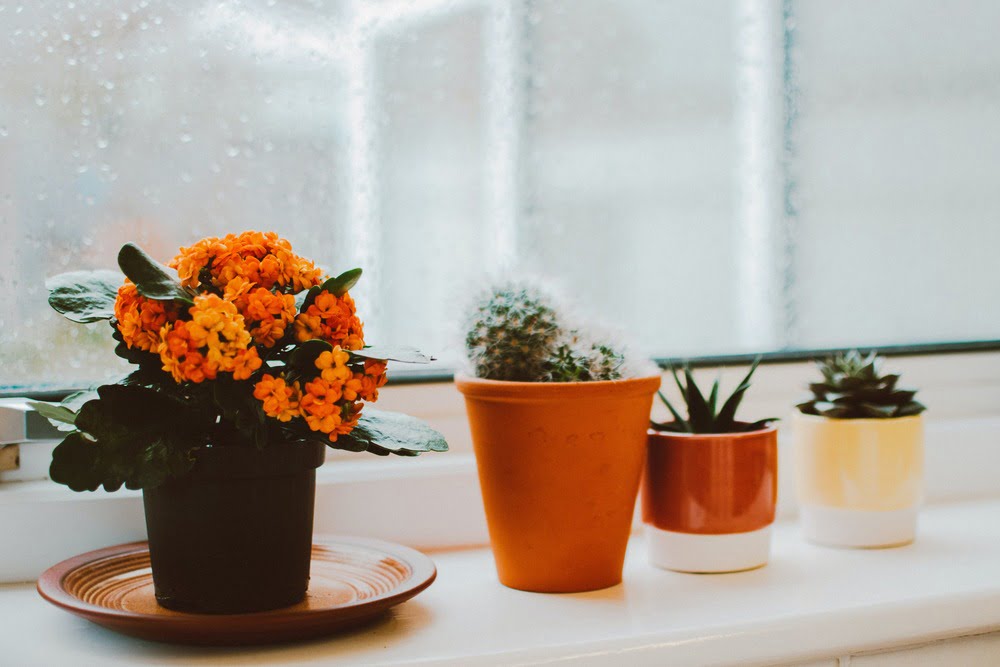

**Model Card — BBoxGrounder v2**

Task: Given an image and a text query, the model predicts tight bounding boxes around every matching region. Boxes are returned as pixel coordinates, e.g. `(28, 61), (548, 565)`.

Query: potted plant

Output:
(454, 281), (660, 593)
(31, 231), (447, 614)
(795, 350), (925, 548)
(645, 360), (778, 573)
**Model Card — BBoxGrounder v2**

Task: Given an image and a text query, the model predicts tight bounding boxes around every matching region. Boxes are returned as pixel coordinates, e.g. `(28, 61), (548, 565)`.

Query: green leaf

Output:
(49, 432), (103, 492)
(117, 243), (194, 305)
(683, 367), (712, 432)
(333, 409), (448, 456)
(715, 357), (762, 428)
(296, 286), (321, 312)
(322, 268), (363, 297)
(895, 401), (927, 417)
(707, 376), (720, 419)
(349, 346), (433, 364)
(654, 390), (689, 433)
(27, 400), (79, 428)
(45, 270), (123, 323)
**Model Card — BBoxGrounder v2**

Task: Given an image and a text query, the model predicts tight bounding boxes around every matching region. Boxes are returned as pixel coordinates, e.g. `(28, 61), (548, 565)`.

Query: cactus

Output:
(464, 282), (626, 383)
(797, 350), (926, 419)
(464, 283), (561, 381)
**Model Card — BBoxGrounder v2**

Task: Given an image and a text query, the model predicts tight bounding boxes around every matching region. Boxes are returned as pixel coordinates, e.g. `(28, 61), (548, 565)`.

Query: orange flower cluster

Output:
(253, 348), (388, 442)
(111, 230), (385, 441)
(158, 295), (262, 383)
(114, 282), (178, 352)
(294, 290), (365, 351)
(171, 231), (322, 293)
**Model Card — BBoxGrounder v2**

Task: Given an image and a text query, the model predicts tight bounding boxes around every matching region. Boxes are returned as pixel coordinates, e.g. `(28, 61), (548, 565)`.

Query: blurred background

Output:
(0, 0), (997, 389)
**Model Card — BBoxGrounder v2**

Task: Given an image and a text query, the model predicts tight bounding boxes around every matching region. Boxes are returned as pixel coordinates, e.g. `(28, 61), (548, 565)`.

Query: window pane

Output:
(522, 0), (742, 356)
(2, 0), (998, 390)
(790, 0), (1000, 348)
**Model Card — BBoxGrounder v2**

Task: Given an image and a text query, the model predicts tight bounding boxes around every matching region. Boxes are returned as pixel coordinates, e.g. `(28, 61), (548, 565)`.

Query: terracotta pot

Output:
(642, 426), (778, 573)
(455, 374), (661, 593)
(794, 412), (923, 548)
(143, 440), (326, 613)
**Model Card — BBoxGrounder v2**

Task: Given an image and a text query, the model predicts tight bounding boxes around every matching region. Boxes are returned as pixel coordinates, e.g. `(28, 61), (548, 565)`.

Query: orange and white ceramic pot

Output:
(455, 374), (661, 593)
(642, 426), (778, 573)
(794, 413), (923, 548)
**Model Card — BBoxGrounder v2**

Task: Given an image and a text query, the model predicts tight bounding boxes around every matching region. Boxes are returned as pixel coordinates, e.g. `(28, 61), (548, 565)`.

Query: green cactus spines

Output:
(464, 284), (561, 381)
(464, 282), (625, 383)
(797, 350), (926, 419)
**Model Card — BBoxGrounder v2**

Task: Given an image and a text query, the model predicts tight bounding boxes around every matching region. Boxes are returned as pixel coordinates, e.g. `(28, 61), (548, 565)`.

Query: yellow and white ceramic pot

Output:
(794, 413), (924, 548)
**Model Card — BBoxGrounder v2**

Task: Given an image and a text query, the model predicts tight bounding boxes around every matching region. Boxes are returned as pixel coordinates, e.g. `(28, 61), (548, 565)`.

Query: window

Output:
(2, 0), (998, 391)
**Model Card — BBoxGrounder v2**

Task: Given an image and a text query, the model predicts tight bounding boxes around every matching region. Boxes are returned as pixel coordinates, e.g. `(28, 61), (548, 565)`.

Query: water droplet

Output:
(179, 133), (192, 143)
(34, 96), (46, 107)
(102, 80), (115, 90)
(0, 127), (7, 138)
(181, 172), (192, 183)
(96, 138), (108, 149)
(225, 145), (240, 157)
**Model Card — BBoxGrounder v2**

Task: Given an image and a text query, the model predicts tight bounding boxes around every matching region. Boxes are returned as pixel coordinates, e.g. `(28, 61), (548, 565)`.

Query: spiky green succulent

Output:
(652, 358), (777, 434)
(797, 350), (926, 419)
(464, 282), (625, 383)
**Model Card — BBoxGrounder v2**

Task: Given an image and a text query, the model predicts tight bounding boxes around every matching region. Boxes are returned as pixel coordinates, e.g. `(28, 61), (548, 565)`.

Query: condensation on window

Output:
(1, 0), (999, 390)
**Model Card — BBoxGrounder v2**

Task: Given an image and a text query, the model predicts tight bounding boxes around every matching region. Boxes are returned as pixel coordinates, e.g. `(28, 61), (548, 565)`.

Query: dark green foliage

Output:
(48, 384), (213, 491)
(797, 350), (926, 419)
(651, 358), (777, 434)
(45, 270), (123, 323)
(464, 282), (625, 382)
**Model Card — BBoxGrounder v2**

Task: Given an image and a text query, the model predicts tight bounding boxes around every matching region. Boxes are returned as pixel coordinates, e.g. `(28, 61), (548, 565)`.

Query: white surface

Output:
(3, 499), (1000, 666)
(801, 505), (919, 548)
(645, 524), (772, 573)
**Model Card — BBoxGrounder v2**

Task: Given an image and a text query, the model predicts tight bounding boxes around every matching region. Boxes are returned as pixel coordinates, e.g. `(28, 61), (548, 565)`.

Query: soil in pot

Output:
(143, 440), (326, 614)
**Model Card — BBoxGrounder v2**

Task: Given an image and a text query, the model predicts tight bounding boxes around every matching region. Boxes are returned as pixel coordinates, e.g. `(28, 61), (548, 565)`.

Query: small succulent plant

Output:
(651, 358), (777, 434)
(464, 281), (626, 383)
(797, 350), (926, 419)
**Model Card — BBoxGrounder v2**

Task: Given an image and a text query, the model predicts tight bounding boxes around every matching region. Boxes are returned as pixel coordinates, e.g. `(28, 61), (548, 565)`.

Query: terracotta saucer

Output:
(37, 536), (437, 646)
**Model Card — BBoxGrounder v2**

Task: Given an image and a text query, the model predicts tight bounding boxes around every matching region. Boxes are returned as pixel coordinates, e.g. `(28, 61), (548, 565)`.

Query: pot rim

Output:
(647, 424), (778, 440)
(454, 373), (662, 399)
(792, 411), (924, 426)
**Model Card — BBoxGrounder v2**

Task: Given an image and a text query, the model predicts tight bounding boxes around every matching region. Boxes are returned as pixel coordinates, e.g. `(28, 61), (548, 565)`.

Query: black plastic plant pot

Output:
(142, 440), (326, 614)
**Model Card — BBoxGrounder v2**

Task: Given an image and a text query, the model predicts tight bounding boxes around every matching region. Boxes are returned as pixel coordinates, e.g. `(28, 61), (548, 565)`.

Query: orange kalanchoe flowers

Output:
(294, 291), (365, 351)
(252, 347), (387, 442)
(114, 281), (178, 352)
(171, 230), (322, 293)
(158, 295), (262, 383)
(108, 231), (384, 442)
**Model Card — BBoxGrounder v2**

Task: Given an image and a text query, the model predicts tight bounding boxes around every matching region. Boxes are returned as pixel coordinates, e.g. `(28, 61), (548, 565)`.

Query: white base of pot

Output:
(800, 505), (918, 548)
(645, 525), (772, 573)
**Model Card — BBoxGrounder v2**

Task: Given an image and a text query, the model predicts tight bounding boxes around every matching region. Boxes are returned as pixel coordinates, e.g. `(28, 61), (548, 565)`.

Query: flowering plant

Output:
(34, 231), (447, 492)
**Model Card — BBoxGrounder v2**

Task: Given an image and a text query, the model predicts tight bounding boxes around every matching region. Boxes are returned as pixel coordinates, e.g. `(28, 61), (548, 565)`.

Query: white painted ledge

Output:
(3, 499), (1000, 666)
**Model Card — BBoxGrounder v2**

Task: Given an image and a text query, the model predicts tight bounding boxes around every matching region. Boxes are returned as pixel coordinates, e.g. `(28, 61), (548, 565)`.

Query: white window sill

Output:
(3, 498), (1000, 666)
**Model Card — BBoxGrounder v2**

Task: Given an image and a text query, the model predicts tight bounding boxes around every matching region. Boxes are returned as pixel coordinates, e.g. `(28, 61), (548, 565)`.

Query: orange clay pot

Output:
(642, 426), (778, 573)
(455, 374), (661, 593)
